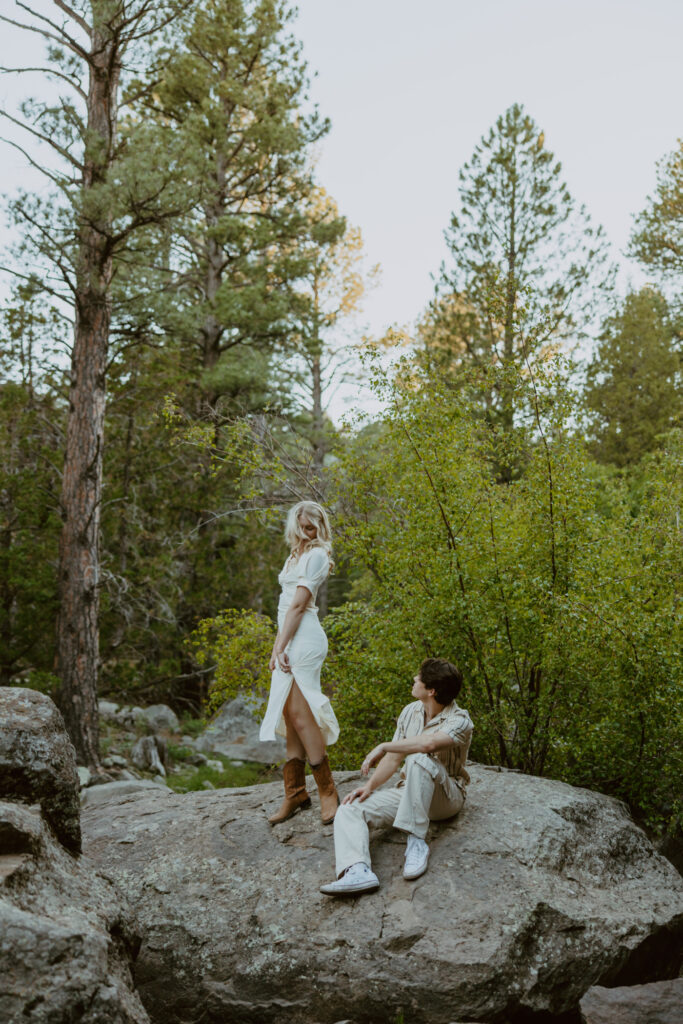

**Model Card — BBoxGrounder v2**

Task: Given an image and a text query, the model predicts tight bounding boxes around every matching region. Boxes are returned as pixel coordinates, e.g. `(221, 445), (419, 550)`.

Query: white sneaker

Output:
(403, 834), (430, 879)
(320, 861), (380, 897)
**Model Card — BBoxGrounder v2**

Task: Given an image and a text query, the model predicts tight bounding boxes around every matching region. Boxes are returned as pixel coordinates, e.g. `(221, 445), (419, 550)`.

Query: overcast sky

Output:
(293, 0), (682, 337)
(1, 0), (681, 346)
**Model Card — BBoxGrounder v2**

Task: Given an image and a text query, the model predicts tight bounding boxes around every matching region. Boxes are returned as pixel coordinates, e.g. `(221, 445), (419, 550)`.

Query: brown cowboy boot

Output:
(268, 758), (311, 825)
(310, 755), (340, 825)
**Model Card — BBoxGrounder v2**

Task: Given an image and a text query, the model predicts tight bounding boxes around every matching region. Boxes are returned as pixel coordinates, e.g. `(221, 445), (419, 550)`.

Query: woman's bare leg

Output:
(284, 679), (325, 765)
(283, 705), (306, 761)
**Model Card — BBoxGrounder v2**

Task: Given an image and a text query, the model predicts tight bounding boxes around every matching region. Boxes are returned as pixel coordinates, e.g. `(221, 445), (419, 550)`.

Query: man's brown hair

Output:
(420, 657), (463, 706)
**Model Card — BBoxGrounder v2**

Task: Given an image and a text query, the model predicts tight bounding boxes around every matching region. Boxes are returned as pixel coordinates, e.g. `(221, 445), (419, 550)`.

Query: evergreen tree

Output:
(0, 0), (193, 766)
(130, 0), (329, 405)
(630, 139), (683, 281)
(585, 288), (681, 466)
(428, 103), (612, 469)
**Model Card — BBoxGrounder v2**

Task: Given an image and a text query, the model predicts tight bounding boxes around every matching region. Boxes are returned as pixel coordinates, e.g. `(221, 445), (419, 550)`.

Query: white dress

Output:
(259, 546), (339, 747)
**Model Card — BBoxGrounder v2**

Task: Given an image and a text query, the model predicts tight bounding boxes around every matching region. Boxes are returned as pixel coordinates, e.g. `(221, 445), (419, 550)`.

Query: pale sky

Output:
(1, 0), (681, 349)
(293, 0), (682, 337)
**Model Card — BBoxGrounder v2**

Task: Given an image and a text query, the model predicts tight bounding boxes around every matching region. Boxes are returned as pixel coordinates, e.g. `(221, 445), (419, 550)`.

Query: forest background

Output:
(0, 1), (681, 837)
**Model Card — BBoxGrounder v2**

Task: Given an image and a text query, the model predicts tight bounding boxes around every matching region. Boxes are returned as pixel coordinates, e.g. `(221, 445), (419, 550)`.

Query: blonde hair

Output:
(285, 501), (334, 566)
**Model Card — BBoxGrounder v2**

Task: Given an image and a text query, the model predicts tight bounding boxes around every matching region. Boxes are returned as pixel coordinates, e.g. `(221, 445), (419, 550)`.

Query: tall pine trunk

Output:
(57, 25), (120, 768)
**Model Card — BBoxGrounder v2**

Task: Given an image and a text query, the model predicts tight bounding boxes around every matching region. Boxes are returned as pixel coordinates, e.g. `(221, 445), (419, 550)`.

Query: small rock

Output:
(101, 756), (114, 768)
(115, 705), (147, 729)
(97, 699), (120, 720)
(142, 704), (179, 733)
(108, 754), (128, 768)
(116, 769), (136, 781)
(131, 735), (166, 776)
(187, 752), (208, 767)
(205, 759), (224, 773)
(231, 760), (244, 767)
(201, 780), (215, 790)
(152, 775), (167, 786)
(77, 766), (91, 788)
(181, 735), (197, 748)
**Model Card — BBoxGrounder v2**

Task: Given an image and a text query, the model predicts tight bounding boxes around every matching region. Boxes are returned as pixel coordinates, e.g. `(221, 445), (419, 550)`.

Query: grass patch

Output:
(179, 713), (206, 738)
(166, 752), (277, 793)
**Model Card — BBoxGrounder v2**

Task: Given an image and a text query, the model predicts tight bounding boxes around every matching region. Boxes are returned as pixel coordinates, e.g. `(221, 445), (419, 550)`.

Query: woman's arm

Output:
(271, 585), (312, 672)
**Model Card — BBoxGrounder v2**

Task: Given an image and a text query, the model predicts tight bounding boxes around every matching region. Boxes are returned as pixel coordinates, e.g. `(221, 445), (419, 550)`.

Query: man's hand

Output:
(361, 744), (386, 776)
(342, 783), (374, 804)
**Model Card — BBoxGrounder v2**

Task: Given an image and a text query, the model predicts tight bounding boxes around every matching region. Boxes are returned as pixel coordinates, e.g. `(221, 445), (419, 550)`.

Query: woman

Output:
(260, 501), (340, 825)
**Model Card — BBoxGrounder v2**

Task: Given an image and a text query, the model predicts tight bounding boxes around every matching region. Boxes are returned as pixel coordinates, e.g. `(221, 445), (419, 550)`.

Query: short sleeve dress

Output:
(259, 546), (340, 747)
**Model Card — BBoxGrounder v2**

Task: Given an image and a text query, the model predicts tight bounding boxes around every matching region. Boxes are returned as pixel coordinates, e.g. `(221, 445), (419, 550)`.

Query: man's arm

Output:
(362, 730), (455, 773)
(343, 730), (455, 805)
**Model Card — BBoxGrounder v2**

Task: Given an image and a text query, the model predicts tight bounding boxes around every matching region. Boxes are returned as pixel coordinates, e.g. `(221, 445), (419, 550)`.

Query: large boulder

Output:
(194, 696), (286, 763)
(0, 800), (149, 1023)
(82, 765), (683, 1024)
(580, 977), (683, 1023)
(0, 687), (81, 853)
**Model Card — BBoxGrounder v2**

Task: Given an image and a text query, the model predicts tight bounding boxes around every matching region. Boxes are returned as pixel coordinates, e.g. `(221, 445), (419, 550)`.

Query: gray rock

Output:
(109, 754), (129, 768)
(98, 699), (120, 720)
(77, 766), (91, 788)
(81, 765), (683, 1024)
(580, 978), (683, 1023)
(0, 800), (149, 1023)
(0, 687), (81, 854)
(201, 780), (215, 790)
(187, 752), (207, 767)
(80, 780), (170, 808)
(205, 759), (224, 773)
(142, 704), (179, 733)
(131, 735), (166, 777)
(115, 706), (147, 729)
(180, 735), (197, 748)
(194, 696), (286, 763)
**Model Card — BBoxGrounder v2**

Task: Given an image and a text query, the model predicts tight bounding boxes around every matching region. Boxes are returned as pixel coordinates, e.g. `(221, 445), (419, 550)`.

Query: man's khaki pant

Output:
(334, 753), (465, 877)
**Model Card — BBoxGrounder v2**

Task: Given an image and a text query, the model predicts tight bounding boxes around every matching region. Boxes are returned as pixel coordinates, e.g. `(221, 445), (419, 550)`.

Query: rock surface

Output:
(141, 705), (179, 733)
(80, 780), (170, 808)
(194, 696), (286, 763)
(131, 735), (167, 777)
(580, 977), (683, 1023)
(0, 800), (150, 1024)
(82, 765), (683, 1024)
(0, 687), (81, 853)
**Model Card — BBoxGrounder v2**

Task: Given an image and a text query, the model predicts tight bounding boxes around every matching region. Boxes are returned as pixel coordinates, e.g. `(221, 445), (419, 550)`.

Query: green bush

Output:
(323, 359), (682, 835)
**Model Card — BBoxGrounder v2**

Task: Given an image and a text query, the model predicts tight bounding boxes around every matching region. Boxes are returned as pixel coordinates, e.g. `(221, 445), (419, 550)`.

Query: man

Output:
(320, 658), (473, 896)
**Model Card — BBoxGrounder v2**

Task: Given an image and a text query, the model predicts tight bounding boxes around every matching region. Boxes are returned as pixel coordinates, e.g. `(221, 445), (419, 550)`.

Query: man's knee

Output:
(405, 752), (442, 781)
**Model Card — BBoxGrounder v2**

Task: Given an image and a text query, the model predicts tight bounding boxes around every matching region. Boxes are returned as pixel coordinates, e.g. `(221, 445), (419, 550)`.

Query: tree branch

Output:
(0, 108), (83, 171)
(14, 2), (90, 60)
(0, 65), (87, 101)
(51, 0), (92, 37)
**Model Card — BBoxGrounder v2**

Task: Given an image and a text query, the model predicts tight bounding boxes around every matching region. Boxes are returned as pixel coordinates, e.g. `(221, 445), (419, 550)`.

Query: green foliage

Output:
(425, 102), (612, 447)
(325, 358), (683, 835)
(630, 138), (683, 280)
(187, 608), (276, 714)
(166, 754), (273, 793)
(585, 288), (682, 466)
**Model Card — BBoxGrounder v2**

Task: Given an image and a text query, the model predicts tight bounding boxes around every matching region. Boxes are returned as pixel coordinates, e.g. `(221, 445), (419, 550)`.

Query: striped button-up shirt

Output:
(392, 699), (474, 790)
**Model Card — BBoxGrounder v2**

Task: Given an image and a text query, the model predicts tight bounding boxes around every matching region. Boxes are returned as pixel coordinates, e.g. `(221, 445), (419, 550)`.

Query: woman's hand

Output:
(361, 744), (386, 776)
(342, 783), (374, 804)
(270, 646), (291, 673)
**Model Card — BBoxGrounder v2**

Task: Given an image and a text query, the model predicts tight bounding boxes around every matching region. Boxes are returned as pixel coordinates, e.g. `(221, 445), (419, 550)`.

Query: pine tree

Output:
(0, 0), (193, 766)
(585, 288), (681, 466)
(429, 103), (612, 464)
